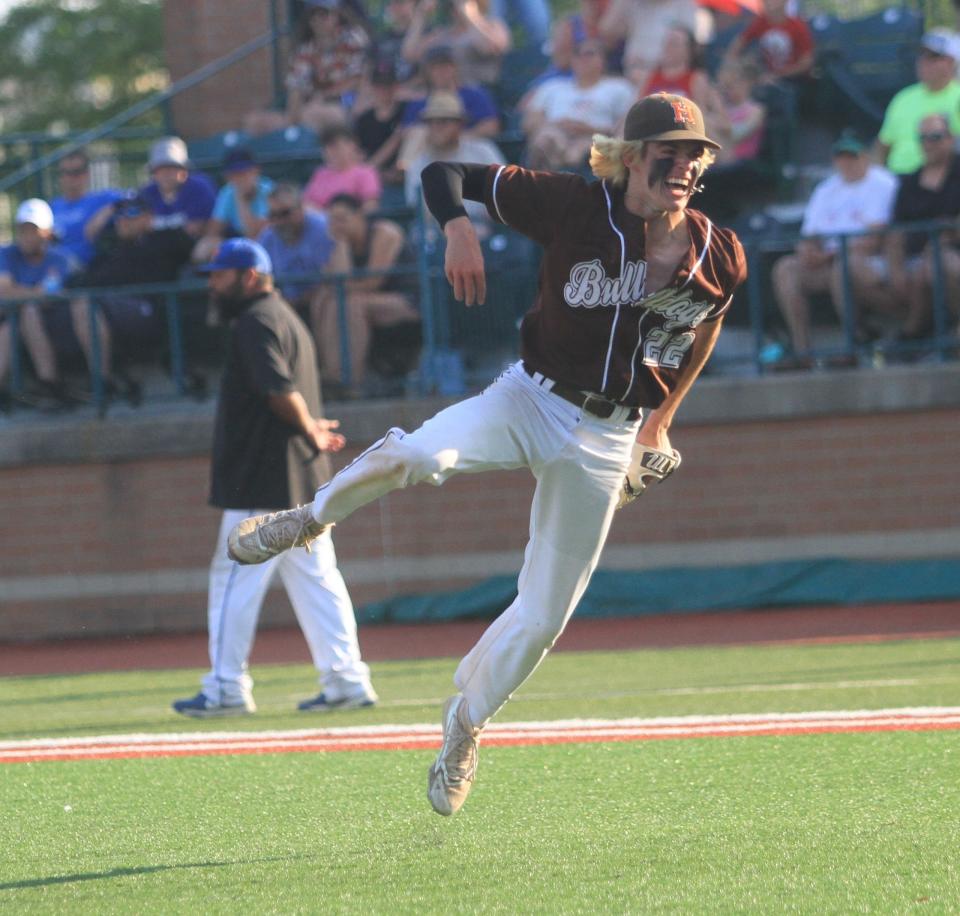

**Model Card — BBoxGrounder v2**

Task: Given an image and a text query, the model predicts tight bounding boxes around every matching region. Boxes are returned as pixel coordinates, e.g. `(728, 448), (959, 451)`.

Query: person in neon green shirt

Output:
(877, 29), (960, 175)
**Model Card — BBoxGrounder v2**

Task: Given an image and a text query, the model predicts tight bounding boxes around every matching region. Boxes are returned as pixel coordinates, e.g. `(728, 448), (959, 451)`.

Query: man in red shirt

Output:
(724, 0), (814, 81)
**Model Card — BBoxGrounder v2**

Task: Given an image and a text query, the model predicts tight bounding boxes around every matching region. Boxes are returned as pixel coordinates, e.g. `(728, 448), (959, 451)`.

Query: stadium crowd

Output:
(2, 0), (960, 411)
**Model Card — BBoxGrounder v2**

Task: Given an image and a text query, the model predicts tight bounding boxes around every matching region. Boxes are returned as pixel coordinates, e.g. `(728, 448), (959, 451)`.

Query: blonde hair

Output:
(589, 133), (717, 187)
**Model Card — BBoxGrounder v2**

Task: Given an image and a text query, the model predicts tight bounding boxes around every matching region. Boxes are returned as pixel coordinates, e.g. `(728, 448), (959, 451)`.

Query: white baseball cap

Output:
(920, 28), (960, 61)
(16, 198), (54, 231)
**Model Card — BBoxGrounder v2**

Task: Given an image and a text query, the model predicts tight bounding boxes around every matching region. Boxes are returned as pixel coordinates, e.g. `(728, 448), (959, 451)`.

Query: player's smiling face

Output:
(628, 140), (707, 212)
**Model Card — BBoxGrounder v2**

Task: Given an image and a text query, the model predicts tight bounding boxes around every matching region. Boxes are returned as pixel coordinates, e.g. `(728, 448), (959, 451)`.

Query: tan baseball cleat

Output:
(227, 505), (328, 565)
(427, 694), (481, 816)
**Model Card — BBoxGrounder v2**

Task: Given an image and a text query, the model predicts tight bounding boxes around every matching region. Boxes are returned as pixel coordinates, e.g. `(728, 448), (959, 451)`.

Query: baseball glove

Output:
(616, 444), (682, 509)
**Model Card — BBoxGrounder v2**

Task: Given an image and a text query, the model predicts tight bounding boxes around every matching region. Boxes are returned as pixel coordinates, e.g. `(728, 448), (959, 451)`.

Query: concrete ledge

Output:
(0, 362), (958, 468)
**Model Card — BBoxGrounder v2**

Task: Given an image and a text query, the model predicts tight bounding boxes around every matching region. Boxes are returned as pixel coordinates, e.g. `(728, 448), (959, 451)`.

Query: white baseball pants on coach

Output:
(203, 513), (372, 705)
(311, 362), (640, 726)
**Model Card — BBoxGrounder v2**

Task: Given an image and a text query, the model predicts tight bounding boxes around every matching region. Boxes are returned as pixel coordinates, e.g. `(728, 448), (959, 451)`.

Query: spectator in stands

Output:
(354, 58), (409, 187)
(692, 57), (766, 220)
(713, 57), (766, 166)
(522, 38), (634, 171)
(397, 44), (500, 172)
(598, 0), (699, 82)
(638, 24), (726, 136)
(0, 199), (77, 410)
(194, 149), (275, 264)
(257, 183), (338, 318)
(403, 91), (506, 238)
(370, 0), (419, 86)
(303, 127), (382, 212)
(246, 0), (369, 136)
(67, 191), (197, 405)
(140, 137), (216, 239)
(49, 150), (122, 268)
(771, 131), (899, 370)
(885, 114), (960, 346)
(546, 0), (623, 79)
(489, 0), (551, 52)
(722, 0), (814, 83)
(401, 44), (500, 137)
(315, 193), (422, 396)
(876, 30), (960, 176)
(401, 0), (511, 88)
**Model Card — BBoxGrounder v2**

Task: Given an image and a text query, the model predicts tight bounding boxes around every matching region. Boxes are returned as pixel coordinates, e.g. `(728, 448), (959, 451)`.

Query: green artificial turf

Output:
(2, 637), (959, 913)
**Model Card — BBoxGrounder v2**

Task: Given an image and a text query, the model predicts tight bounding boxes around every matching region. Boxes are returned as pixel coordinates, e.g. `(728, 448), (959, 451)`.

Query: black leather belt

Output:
(523, 363), (640, 421)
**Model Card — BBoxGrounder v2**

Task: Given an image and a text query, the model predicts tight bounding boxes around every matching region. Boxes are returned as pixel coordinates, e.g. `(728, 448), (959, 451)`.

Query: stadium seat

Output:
(187, 129), (249, 171)
(247, 125), (322, 183)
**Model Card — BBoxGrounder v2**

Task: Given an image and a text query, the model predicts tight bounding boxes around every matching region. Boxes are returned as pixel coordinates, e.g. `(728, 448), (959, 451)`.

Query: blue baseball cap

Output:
(198, 238), (273, 275)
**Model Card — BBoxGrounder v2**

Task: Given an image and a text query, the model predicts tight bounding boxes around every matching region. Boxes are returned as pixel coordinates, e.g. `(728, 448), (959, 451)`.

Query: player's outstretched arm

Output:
(444, 216), (486, 306)
(421, 161), (490, 306)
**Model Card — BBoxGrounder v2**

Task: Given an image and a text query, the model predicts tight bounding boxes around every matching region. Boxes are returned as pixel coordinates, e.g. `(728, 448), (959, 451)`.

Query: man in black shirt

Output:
(173, 238), (377, 717)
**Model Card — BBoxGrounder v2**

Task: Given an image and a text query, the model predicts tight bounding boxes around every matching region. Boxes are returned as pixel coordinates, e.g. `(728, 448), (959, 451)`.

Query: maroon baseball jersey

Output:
(481, 165), (748, 408)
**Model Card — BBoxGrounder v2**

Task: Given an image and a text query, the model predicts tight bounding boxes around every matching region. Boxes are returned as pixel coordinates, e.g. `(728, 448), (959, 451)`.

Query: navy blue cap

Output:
(114, 190), (149, 218)
(222, 147), (258, 173)
(198, 238), (273, 274)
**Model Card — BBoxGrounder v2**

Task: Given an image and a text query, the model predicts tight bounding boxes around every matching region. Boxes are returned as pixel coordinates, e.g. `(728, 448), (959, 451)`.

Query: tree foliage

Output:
(0, 0), (165, 135)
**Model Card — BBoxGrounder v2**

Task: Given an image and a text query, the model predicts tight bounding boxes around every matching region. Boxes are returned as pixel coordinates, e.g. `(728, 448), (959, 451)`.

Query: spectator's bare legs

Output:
(315, 289), (419, 393)
(831, 254), (906, 336)
(70, 297), (113, 380)
(20, 303), (59, 384)
(772, 253), (817, 355)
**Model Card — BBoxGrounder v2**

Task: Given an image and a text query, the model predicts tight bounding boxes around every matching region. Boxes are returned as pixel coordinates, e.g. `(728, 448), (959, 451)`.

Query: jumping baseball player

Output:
(226, 94), (747, 815)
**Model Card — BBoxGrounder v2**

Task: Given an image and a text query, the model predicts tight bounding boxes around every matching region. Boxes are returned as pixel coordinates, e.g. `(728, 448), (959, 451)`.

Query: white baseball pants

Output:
(203, 512), (372, 705)
(312, 362), (640, 726)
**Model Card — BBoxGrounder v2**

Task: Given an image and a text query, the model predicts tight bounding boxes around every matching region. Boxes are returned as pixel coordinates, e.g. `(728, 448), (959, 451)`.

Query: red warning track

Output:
(4, 708), (959, 764)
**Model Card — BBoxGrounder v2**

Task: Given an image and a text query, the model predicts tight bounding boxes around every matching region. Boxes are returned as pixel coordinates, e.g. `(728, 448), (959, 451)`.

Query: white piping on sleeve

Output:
(490, 165), (507, 225)
(681, 217), (712, 288)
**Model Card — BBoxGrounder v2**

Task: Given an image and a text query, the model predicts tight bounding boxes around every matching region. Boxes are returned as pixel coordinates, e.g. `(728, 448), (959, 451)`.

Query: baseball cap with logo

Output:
(16, 198), (54, 231)
(920, 28), (960, 60)
(148, 136), (191, 172)
(421, 91), (466, 121)
(197, 238), (273, 275)
(623, 93), (721, 150)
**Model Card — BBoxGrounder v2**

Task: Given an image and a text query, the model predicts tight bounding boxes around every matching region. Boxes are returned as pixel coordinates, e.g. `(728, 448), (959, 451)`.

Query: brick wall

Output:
(1, 394), (958, 642)
(162, 0), (286, 139)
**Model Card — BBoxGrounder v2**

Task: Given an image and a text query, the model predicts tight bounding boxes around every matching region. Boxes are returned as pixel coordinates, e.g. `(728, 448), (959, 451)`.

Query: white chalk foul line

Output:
(2, 707), (960, 763)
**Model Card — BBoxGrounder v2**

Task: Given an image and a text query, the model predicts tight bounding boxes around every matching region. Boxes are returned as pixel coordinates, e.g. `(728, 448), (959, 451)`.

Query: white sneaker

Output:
(427, 694), (480, 816)
(227, 505), (328, 565)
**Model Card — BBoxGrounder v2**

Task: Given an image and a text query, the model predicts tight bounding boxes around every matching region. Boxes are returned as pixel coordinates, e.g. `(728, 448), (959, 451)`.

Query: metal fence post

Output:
(837, 233), (856, 356)
(745, 238), (766, 375)
(85, 297), (106, 413)
(334, 275), (352, 388)
(929, 226), (948, 363)
(165, 290), (186, 395)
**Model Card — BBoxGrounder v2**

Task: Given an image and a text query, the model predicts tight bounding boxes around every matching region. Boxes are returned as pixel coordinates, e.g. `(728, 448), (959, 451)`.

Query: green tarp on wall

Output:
(356, 558), (960, 625)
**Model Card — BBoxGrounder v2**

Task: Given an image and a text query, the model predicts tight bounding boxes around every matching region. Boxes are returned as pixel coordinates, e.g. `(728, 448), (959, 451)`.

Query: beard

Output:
(211, 275), (251, 321)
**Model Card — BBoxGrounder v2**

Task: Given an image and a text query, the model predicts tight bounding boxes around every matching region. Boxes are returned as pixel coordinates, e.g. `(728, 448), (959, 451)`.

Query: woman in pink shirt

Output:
(304, 127), (382, 211)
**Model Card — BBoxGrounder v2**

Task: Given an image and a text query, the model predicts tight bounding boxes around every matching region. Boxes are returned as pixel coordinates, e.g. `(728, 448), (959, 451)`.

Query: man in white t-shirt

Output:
(771, 130), (900, 368)
(522, 38), (635, 171)
(405, 92), (506, 238)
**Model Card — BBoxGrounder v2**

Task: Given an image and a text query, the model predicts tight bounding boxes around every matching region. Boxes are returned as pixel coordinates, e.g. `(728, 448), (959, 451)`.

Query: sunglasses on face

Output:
(919, 131), (950, 142)
(268, 206), (295, 220)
